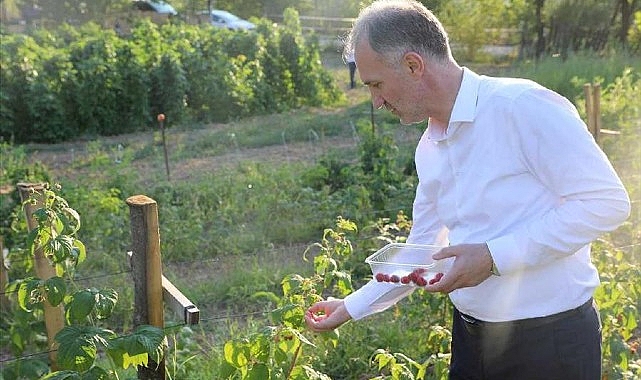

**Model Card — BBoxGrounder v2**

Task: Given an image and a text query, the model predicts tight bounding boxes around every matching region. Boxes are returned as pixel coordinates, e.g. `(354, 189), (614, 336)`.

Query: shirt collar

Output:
(426, 67), (481, 142)
(450, 67), (481, 123)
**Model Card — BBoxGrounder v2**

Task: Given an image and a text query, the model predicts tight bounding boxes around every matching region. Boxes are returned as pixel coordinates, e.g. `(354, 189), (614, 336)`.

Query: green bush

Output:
(0, 13), (344, 143)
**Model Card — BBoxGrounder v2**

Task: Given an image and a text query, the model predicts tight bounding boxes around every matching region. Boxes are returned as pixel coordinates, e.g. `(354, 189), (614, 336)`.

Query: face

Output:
(355, 41), (427, 125)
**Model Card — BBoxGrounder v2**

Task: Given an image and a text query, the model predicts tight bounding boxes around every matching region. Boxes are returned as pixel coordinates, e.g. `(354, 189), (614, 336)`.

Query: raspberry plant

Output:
(220, 217), (356, 379)
(3, 184), (166, 379)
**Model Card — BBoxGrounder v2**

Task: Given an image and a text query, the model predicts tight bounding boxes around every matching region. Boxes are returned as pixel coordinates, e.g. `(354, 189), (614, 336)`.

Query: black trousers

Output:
(348, 62), (357, 89)
(449, 299), (601, 380)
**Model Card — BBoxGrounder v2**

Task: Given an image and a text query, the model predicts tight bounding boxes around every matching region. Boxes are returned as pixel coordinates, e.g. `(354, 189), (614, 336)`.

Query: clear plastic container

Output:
(365, 243), (451, 286)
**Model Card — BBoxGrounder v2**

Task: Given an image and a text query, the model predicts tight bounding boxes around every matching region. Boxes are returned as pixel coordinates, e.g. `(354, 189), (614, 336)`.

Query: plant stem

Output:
(285, 341), (302, 380)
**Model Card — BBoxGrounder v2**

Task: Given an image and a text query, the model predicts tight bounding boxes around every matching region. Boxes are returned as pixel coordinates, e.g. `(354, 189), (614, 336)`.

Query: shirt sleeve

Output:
(344, 176), (448, 320)
(486, 87), (630, 274)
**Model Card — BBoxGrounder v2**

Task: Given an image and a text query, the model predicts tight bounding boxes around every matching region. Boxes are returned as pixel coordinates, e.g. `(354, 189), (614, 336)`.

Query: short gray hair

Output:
(345, 0), (451, 65)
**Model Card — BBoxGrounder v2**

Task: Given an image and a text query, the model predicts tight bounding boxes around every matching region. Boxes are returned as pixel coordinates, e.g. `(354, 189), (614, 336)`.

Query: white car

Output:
(209, 10), (255, 30)
(132, 0), (177, 15)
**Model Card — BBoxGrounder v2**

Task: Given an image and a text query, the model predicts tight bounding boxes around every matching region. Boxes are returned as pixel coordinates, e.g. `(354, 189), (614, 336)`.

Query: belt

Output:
(459, 298), (594, 330)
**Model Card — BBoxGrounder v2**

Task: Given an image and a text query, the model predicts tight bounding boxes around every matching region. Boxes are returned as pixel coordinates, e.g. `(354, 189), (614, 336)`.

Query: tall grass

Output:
(497, 51), (641, 102)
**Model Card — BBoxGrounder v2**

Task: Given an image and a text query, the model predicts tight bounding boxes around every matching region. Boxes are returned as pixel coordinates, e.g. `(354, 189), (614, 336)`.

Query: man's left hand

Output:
(423, 243), (494, 293)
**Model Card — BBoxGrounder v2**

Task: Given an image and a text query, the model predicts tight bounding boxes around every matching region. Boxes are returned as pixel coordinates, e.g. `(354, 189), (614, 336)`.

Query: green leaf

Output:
(94, 289), (118, 320)
(224, 340), (250, 368)
(246, 363), (269, 380)
(66, 289), (98, 323)
(107, 325), (166, 369)
(271, 304), (304, 327)
(73, 240), (87, 264)
(2, 358), (49, 379)
(55, 325), (115, 372)
(319, 329), (340, 348)
(49, 235), (75, 263)
(281, 274), (304, 297)
(62, 206), (81, 234)
(17, 278), (43, 312)
(333, 271), (353, 296)
(122, 351), (149, 369)
(44, 276), (66, 306)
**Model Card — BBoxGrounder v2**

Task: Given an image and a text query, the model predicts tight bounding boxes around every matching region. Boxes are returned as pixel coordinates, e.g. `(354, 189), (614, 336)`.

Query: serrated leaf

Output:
(17, 278), (42, 312)
(4, 358), (49, 379)
(50, 235), (74, 263)
(224, 341), (249, 368)
(55, 326), (101, 372)
(62, 207), (81, 234)
(122, 351), (149, 369)
(107, 325), (165, 369)
(44, 276), (66, 306)
(271, 304), (304, 327)
(94, 289), (118, 320)
(66, 289), (98, 323)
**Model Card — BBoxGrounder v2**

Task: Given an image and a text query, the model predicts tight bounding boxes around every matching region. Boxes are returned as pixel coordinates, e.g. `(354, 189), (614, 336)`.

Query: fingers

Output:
(431, 246), (455, 260)
(304, 299), (351, 332)
(423, 272), (456, 293)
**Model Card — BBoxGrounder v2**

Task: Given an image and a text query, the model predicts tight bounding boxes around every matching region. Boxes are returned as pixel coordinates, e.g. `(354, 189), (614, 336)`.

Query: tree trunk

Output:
(535, 0), (546, 60)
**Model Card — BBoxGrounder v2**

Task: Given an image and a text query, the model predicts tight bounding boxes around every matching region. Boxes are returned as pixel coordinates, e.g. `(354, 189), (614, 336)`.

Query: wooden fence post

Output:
(126, 195), (165, 380)
(584, 83), (602, 144)
(584, 82), (620, 147)
(17, 183), (65, 371)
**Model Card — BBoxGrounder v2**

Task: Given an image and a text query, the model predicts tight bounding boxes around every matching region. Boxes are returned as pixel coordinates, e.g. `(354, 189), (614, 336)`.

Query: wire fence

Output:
(2, 239), (639, 365)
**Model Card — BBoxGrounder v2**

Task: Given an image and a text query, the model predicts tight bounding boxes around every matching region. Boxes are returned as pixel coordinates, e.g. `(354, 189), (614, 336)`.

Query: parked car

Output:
(132, 0), (177, 16)
(208, 10), (255, 30)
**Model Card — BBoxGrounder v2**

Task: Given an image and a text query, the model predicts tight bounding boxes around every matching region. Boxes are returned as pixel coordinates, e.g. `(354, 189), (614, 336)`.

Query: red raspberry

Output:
(375, 273), (385, 282)
(400, 276), (410, 284)
(415, 276), (427, 287)
(390, 275), (400, 283)
(383, 274), (391, 282)
(435, 272), (444, 281)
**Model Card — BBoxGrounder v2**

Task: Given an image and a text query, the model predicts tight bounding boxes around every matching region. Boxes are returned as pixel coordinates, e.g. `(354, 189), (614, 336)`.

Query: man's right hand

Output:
(304, 298), (352, 332)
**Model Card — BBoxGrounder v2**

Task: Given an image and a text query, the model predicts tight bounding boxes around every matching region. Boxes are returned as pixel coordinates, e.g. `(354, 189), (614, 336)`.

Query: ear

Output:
(403, 52), (424, 77)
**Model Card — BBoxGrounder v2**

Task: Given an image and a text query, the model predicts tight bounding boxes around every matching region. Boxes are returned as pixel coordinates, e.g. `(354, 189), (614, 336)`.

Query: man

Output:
(304, 1), (631, 379)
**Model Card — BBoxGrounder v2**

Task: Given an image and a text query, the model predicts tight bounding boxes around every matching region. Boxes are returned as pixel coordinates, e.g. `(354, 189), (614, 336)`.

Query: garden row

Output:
(0, 8), (344, 144)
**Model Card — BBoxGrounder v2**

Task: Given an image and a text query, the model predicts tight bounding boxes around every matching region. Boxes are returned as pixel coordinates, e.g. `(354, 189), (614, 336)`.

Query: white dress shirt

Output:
(344, 68), (631, 322)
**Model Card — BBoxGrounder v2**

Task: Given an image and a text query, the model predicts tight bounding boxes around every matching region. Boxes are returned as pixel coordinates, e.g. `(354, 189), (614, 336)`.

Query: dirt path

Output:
(27, 129), (362, 183)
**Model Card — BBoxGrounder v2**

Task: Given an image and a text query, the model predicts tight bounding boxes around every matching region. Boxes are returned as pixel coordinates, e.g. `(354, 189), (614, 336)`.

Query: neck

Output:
(426, 61), (464, 126)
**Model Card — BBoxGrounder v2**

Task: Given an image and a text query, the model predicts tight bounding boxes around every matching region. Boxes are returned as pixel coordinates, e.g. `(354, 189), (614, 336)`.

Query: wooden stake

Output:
(17, 183), (64, 371)
(592, 83), (601, 144)
(583, 83), (596, 140)
(126, 195), (165, 379)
